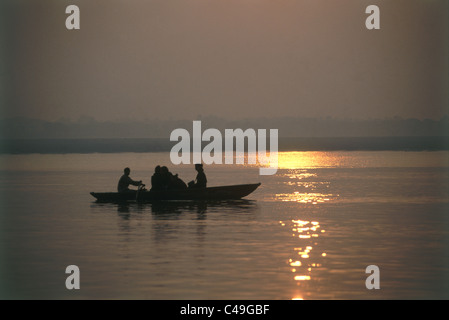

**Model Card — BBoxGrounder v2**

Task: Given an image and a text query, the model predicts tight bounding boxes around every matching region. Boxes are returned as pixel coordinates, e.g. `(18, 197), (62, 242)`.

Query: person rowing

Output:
(117, 167), (143, 193)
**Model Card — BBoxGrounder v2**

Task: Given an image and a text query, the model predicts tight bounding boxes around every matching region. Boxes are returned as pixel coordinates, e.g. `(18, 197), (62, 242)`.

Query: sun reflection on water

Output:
(276, 191), (337, 204)
(277, 151), (350, 169)
(274, 166), (338, 204)
(266, 152), (336, 300)
(274, 155), (333, 299)
(280, 218), (328, 299)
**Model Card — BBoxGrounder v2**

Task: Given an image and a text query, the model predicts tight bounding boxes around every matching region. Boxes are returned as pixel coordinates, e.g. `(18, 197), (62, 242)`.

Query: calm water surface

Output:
(0, 151), (448, 299)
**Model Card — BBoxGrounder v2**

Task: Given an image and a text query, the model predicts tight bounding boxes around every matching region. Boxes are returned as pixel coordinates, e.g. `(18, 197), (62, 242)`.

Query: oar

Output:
(136, 183), (145, 201)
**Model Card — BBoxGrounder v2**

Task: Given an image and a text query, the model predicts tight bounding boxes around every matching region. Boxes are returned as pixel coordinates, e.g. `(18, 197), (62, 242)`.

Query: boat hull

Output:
(90, 183), (261, 203)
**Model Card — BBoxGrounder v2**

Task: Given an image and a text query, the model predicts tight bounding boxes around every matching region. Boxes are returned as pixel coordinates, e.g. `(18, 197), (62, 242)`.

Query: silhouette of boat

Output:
(90, 183), (261, 203)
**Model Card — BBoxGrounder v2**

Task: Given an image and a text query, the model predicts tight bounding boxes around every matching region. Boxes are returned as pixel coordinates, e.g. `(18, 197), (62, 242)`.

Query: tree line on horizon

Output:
(1, 115), (448, 139)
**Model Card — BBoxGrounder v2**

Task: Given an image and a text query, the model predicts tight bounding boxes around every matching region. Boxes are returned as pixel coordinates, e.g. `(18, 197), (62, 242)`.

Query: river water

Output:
(1, 151), (448, 299)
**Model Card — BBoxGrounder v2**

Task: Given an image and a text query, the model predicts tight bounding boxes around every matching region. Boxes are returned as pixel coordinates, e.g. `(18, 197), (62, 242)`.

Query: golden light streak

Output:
(292, 297), (304, 300)
(294, 275), (311, 281)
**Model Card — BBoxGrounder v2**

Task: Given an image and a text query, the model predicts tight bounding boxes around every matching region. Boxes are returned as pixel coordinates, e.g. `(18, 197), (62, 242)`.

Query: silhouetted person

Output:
(156, 166), (187, 190)
(151, 165), (164, 191)
(189, 163), (207, 188)
(160, 166), (172, 189)
(117, 167), (142, 193)
(169, 172), (188, 190)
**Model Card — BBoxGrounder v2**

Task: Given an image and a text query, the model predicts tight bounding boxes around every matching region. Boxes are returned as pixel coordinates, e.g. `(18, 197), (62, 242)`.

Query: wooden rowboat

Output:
(90, 183), (261, 203)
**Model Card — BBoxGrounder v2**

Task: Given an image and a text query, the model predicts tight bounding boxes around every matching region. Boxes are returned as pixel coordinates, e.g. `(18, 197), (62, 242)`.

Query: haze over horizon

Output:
(1, 115), (448, 140)
(1, 0), (448, 123)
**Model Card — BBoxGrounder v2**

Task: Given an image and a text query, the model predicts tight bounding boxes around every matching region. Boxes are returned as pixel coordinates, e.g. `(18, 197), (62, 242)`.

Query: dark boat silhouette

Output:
(90, 183), (261, 203)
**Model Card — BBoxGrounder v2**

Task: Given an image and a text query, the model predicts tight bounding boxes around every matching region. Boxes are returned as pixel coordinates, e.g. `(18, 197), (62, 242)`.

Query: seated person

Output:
(160, 166), (172, 189)
(117, 167), (142, 193)
(152, 166), (187, 190)
(151, 165), (164, 191)
(188, 163), (207, 188)
(169, 173), (188, 190)
(163, 166), (188, 190)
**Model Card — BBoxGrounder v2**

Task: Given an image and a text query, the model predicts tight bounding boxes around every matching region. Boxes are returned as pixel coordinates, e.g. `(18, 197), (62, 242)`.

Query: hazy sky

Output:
(2, 0), (448, 122)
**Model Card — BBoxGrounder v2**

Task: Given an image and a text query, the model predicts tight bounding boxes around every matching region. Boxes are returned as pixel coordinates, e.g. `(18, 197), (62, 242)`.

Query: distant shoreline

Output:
(0, 136), (448, 154)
